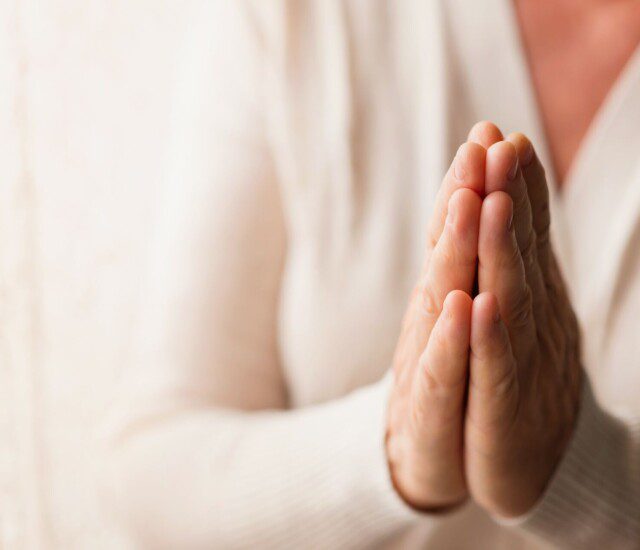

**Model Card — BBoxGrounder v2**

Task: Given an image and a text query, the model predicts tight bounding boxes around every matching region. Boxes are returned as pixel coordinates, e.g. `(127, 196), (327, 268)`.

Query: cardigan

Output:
(103, 1), (640, 547)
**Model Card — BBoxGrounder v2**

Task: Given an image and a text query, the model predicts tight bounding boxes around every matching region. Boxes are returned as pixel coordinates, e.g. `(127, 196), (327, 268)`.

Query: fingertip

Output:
(453, 142), (486, 195)
(431, 143), (485, 245)
(472, 292), (500, 325)
(448, 187), (483, 222)
(481, 190), (514, 233)
(470, 292), (509, 358)
(487, 140), (517, 160)
(457, 140), (487, 158)
(506, 132), (535, 167)
(467, 121), (504, 149)
(468, 291), (517, 415)
(444, 289), (473, 315)
(418, 290), (473, 395)
(485, 141), (519, 193)
(440, 290), (472, 341)
(444, 189), (483, 253)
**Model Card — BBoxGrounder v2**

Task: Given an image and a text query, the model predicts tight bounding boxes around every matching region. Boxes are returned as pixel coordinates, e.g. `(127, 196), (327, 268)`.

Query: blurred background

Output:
(1, 1), (199, 547)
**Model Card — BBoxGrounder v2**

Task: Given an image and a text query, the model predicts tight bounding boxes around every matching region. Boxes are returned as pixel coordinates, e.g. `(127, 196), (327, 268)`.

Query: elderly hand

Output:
(386, 122), (582, 517)
(386, 140), (484, 510)
(466, 126), (582, 518)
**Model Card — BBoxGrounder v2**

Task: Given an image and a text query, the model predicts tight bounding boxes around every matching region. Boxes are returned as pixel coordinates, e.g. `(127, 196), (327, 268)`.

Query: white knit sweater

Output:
(103, 1), (640, 548)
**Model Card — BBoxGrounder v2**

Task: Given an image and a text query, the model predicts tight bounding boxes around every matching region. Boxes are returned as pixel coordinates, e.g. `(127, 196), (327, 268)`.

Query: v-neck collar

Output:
(446, 0), (640, 360)
(446, 0), (572, 275)
(559, 48), (640, 358)
(503, 1), (640, 360)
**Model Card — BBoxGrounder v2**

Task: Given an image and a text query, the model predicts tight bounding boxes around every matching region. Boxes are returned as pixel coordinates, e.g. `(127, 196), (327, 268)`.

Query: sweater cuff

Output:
(495, 376), (637, 546)
(349, 372), (424, 530)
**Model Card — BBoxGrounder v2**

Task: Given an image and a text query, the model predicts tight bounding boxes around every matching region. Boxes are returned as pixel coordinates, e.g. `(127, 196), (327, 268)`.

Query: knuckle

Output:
(544, 277), (560, 304)
(520, 229), (538, 268)
(496, 239), (522, 271)
(490, 364), (519, 401)
(410, 387), (432, 427)
(419, 283), (441, 320)
(439, 234), (474, 268)
(539, 328), (560, 366)
(468, 371), (519, 432)
(493, 332), (513, 362)
(538, 320), (568, 373)
(536, 232), (551, 263)
(514, 190), (531, 221)
(545, 315), (564, 353)
(507, 284), (533, 330)
(426, 228), (439, 253)
(534, 204), (551, 243)
(473, 327), (511, 362)
(410, 281), (424, 304)
(458, 249), (478, 269)
(436, 243), (457, 268)
(438, 225), (476, 269)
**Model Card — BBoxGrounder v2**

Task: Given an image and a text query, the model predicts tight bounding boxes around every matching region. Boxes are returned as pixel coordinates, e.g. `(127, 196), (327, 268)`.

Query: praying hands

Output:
(386, 121), (582, 518)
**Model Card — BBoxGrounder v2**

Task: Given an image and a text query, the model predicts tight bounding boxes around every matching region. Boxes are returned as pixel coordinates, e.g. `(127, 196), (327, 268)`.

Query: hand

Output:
(465, 128), (582, 518)
(386, 122), (582, 516)
(386, 141), (485, 510)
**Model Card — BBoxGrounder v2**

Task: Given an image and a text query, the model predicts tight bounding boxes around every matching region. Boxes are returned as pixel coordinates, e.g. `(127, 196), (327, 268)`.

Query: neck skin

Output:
(514, 0), (640, 186)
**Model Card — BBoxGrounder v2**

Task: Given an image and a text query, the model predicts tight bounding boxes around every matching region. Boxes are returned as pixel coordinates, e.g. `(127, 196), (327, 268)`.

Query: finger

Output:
(506, 133), (571, 341)
(467, 292), (553, 518)
(485, 141), (533, 259)
(426, 142), (485, 250)
(506, 140), (581, 401)
(478, 191), (537, 363)
(506, 132), (552, 273)
(420, 188), (481, 329)
(414, 290), (473, 426)
(467, 121), (504, 150)
(467, 292), (518, 435)
(485, 141), (548, 326)
(409, 290), (472, 503)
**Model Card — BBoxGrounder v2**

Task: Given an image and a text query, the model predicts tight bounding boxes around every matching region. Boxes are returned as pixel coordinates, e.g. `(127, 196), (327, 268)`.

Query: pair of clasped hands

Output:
(386, 122), (582, 519)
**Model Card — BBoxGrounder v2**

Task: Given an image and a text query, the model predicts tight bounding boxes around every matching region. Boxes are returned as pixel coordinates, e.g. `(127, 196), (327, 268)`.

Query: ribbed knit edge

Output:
(495, 377), (640, 547)
(348, 372), (424, 538)
(101, 371), (429, 549)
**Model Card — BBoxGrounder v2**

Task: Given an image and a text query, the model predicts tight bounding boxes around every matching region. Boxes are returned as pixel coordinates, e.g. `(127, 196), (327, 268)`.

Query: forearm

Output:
(504, 377), (640, 548)
(102, 377), (422, 549)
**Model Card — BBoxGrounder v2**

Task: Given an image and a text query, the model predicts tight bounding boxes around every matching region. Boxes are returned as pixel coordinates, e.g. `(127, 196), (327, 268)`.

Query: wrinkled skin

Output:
(386, 122), (582, 518)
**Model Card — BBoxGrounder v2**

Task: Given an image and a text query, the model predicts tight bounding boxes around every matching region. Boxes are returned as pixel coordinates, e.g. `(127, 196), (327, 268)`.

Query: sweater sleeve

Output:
(100, 2), (421, 547)
(104, 376), (421, 549)
(498, 376), (640, 548)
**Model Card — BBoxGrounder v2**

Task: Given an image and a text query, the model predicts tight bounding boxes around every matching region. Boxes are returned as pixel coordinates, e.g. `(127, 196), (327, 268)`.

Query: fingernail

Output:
(454, 153), (466, 181)
(507, 157), (519, 181)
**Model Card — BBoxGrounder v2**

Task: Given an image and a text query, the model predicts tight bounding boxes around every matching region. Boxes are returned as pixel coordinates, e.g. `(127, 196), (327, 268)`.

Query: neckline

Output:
(499, 0), (640, 353)
(496, 0), (640, 293)
(503, 0), (640, 203)
(446, 0), (640, 329)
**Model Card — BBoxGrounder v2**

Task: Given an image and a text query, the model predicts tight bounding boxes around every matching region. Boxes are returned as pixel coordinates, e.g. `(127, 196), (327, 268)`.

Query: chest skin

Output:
(514, 0), (640, 186)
